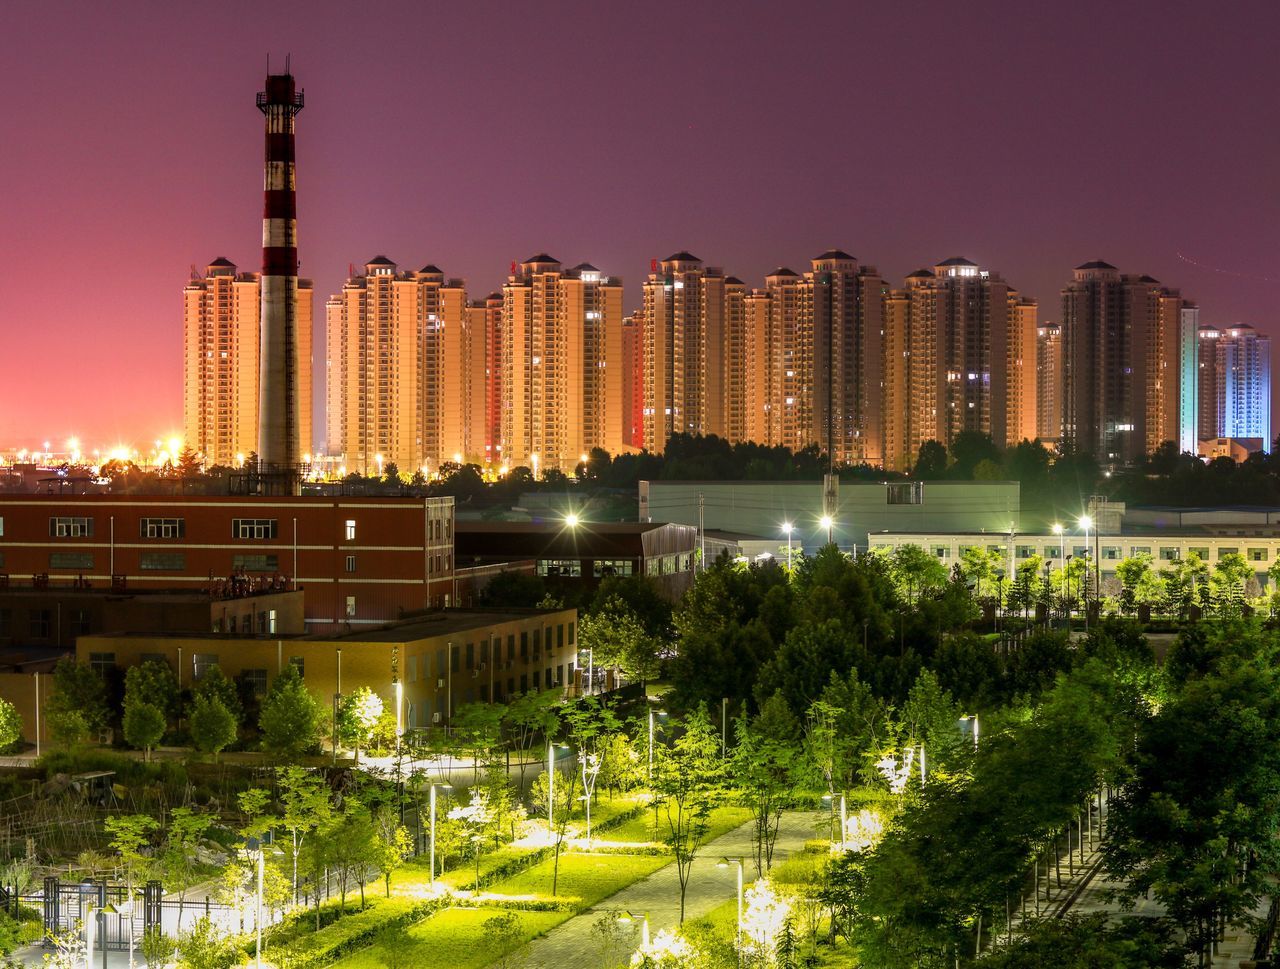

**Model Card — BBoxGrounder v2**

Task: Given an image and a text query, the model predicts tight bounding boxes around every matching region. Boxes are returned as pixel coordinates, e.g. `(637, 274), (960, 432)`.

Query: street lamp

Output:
(1079, 515), (1093, 632)
(429, 782), (452, 886)
(581, 646), (594, 696)
(244, 834), (276, 969)
(647, 708), (668, 783)
(565, 512), (580, 528)
(961, 715), (980, 751)
(819, 514), (834, 545)
(547, 742), (571, 836)
(781, 522), (793, 571)
(619, 910), (650, 948)
(717, 857), (745, 959)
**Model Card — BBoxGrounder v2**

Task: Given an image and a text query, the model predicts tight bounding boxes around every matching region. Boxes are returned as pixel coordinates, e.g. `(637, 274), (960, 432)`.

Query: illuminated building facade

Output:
(621, 313), (645, 449)
(1035, 322), (1063, 442)
(882, 258), (1035, 471)
(183, 258), (313, 467)
(1060, 261), (1191, 463)
(500, 256), (624, 472)
(1198, 323), (1271, 452)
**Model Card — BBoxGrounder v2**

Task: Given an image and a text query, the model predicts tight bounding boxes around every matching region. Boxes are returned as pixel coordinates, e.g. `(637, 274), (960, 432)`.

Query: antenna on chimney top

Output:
(650, 258), (658, 273)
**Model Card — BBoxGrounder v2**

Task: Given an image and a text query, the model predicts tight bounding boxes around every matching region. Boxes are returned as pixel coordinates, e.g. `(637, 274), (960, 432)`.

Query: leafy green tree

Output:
(47, 658), (108, 738)
(122, 700), (165, 760)
(124, 660), (179, 721)
(974, 914), (1186, 968)
(372, 807), (413, 896)
(503, 689), (561, 789)
(258, 664), (324, 758)
(482, 909), (527, 969)
(563, 696), (622, 843)
(911, 439), (948, 479)
(324, 799), (378, 912)
(949, 431), (1001, 479)
(1209, 551), (1252, 616)
(189, 696), (237, 761)
(447, 788), (494, 888)
(161, 807), (212, 921)
(0, 698), (22, 753)
(140, 927), (176, 969)
(105, 814), (159, 890)
(275, 765), (332, 904)
(337, 686), (384, 763)
(48, 708), (89, 749)
(889, 544), (948, 606)
(190, 665), (242, 726)
(176, 916), (237, 969)
(1115, 554), (1153, 615)
(579, 602), (660, 686)
(653, 705), (725, 922)
(959, 545), (1003, 601)
(732, 691), (800, 874)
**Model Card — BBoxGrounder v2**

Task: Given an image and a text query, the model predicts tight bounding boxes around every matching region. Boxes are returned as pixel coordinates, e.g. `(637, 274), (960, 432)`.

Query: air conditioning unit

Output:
(432, 712), (441, 723)
(436, 678), (445, 688)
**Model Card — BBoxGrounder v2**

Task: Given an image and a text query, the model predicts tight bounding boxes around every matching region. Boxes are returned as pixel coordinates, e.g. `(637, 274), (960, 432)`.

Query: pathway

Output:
(508, 811), (823, 969)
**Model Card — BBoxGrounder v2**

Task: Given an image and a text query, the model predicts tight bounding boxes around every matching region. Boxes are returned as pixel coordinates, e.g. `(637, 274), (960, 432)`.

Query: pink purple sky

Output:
(1, 0), (1277, 451)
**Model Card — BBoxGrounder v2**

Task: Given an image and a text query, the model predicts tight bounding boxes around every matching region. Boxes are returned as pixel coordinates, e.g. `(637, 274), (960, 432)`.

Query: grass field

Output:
(494, 851), (669, 906)
(604, 804), (753, 844)
(332, 906), (565, 969)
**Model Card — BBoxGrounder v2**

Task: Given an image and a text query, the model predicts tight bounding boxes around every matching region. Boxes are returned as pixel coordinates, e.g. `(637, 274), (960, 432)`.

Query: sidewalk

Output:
(510, 811), (822, 969)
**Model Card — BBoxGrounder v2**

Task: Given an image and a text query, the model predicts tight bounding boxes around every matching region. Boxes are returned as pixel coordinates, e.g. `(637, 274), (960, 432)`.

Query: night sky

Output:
(2, 0), (1277, 450)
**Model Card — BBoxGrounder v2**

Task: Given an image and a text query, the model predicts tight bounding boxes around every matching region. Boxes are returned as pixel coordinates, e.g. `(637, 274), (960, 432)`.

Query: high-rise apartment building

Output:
(882, 258), (1035, 471)
(641, 252), (728, 451)
(744, 288), (775, 446)
(1198, 323), (1271, 450)
(326, 257), (480, 474)
(472, 293), (504, 466)
(621, 314), (645, 450)
(1035, 323), (1063, 442)
(183, 258), (313, 467)
(1060, 261), (1193, 463)
(500, 256), (623, 472)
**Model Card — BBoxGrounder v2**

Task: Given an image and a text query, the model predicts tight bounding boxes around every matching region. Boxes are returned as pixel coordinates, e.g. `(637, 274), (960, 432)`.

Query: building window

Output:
(192, 654), (219, 680)
(71, 609), (92, 636)
(267, 610), (277, 633)
(593, 559), (634, 577)
(0, 609), (9, 637)
(1103, 546), (1122, 560)
(931, 546), (951, 559)
(241, 669), (269, 697)
(345, 596), (356, 618)
(140, 518), (185, 539)
(1016, 545), (1036, 559)
(465, 642), (475, 670)
(233, 554), (279, 572)
(50, 516), (93, 538)
(1249, 548), (1268, 562)
(345, 554), (356, 573)
(232, 518), (278, 540)
(141, 552), (186, 571)
(408, 655), (418, 683)
(29, 610), (51, 638)
(1188, 547), (1210, 560)
(1159, 547), (1180, 561)
(49, 552), (93, 570)
(1218, 547), (1239, 559)
(345, 520), (356, 541)
(568, 621), (575, 646)
(507, 635), (515, 661)
(886, 482), (924, 505)
(557, 625), (565, 649)
(88, 651), (115, 674)
(0, 517), (4, 536)
(537, 559), (581, 577)
(0, 551), (5, 568)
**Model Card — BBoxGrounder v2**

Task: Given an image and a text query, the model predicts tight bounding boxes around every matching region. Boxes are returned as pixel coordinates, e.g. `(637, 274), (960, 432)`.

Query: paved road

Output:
(510, 811), (823, 969)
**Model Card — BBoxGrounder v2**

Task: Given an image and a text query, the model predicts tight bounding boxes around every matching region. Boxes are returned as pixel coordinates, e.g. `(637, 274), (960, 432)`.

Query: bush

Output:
(0, 699), (21, 753)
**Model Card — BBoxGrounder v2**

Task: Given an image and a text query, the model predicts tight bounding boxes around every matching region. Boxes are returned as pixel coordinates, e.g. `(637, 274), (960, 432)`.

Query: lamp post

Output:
(961, 715), (980, 751)
(820, 514), (834, 546)
(1079, 515), (1094, 632)
(547, 742), (570, 837)
(717, 857), (745, 961)
(822, 793), (848, 851)
(620, 911), (650, 948)
(429, 782), (452, 886)
(244, 835), (274, 969)
(647, 708), (667, 783)
(782, 522), (793, 571)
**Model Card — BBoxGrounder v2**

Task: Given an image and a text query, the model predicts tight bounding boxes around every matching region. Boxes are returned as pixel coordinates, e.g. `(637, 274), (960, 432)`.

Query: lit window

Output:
(345, 520), (356, 541)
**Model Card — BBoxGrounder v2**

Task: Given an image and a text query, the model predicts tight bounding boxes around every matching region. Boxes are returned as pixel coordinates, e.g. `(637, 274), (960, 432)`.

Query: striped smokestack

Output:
(256, 68), (304, 477)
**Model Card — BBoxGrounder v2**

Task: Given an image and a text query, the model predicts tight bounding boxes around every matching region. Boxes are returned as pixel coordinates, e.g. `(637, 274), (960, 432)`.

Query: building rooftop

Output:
(906, 269), (935, 278)
(663, 251), (701, 263)
(418, 264), (443, 274)
(366, 255), (395, 266)
(813, 249), (856, 261)
(768, 267), (799, 278)
(725, 276), (745, 285)
(523, 253), (559, 265)
(936, 256), (978, 267)
(208, 257), (236, 268)
(1075, 259), (1117, 270)
(570, 262), (599, 272)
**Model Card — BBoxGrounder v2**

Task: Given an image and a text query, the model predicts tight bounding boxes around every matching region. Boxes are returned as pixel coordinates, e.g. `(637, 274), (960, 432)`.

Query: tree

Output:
(504, 690), (561, 789)
(0, 698), (22, 753)
(1210, 552), (1252, 616)
(447, 788), (493, 887)
(579, 600), (660, 686)
(653, 705), (725, 922)
(189, 696), (237, 761)
(276, 766), (332, 904)
(732, 692), (800, 875)
(178, 914), (238, 969)
(258, 664), (324, 758)
(974, 914), (1186, 968)
(482, 910), (527, 969)
(912, 440), (948, 479)
(337, 686), (384, 763)
(1115, 554), (1153, 615)
(48, 708), (89, 749)
(140, 927), (176, 969)
(959, 544), (1004, 602)
(372, 807), (412, 896)
(47, 658), (108, 738)
(124, 660), (179, 722)
(104, 814), (159, 891)
(190, 666), (243, 726)
(122, 700), (165, 760)
(161, 807), (212, 922)
(323, 799), (378, 913)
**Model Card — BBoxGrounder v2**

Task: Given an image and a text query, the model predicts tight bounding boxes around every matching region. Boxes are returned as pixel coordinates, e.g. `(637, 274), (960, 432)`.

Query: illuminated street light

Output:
(429, 782), (453, 885)
(782, 522), (793, 570)
(565, 513), (580, 528)
(819, 514), (834, 545)
(717, 856), (745, 955)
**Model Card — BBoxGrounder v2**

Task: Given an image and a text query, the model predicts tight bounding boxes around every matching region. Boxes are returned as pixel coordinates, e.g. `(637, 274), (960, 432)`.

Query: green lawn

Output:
(332, 906), (564, 969)
(495, 851), (669, 906)
(605, 804), (753, 844)
(391, 845), (531, 892)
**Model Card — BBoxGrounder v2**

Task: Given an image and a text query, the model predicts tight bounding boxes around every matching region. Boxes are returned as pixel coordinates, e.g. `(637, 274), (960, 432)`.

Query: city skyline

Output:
(1, 1), (1277, 447)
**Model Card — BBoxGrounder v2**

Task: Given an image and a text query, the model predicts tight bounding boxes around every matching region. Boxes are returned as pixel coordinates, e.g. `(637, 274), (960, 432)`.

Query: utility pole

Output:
(698, 492), (705, 572)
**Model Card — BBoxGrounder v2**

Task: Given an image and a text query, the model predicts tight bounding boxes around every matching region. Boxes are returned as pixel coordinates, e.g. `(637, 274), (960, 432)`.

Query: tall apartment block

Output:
(882, 258), (1035, 471)
(1060, 261), (1194, 463)
(641, 252), (727, 450)
(500, 256), (624, 472)
(621, 314), (645, 450)
(472, 293), (504, 466)
(326, 257), (481, 474)
(183, 258), (313, 467)
(1198, 323), (1271, 451)
(1035, 322), (1063, 442)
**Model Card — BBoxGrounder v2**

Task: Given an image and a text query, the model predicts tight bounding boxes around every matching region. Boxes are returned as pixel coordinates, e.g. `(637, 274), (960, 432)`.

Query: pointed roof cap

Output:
(768, 267), (799, 277)
(571, 262), (599, 272)
(418, 264), (444, 274)
(906, 269), (935, 278)
(1075, 259), (1117, 271)
(813, 249), (856, 261)
(725, 276), (745, 285)
(936, 256), (977, 267)
(366, 255), (395, 267)
(1138, 274), (1160, 284)
(208, 257), (235, 268)
(523, 253), (559, 264)
(663, 251), (701, 263)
